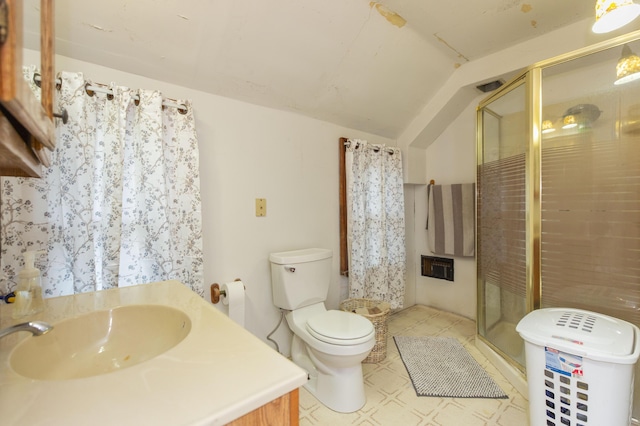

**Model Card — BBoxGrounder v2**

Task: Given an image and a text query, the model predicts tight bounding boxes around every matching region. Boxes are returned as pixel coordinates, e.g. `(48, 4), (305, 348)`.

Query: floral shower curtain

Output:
(0, 69), (204, 297)
(346, 139), (406, 309)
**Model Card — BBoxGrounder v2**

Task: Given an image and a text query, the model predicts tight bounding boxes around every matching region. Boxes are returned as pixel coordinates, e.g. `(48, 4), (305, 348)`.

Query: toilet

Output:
(269, 248), (375, 413)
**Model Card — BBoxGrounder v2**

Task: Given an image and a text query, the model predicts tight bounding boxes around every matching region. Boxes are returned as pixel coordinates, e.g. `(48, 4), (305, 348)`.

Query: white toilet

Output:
(269, 248), (375, 413)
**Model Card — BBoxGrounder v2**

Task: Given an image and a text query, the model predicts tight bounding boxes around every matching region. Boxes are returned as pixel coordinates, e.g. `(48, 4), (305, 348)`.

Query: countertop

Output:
(0, 280), (307, 425)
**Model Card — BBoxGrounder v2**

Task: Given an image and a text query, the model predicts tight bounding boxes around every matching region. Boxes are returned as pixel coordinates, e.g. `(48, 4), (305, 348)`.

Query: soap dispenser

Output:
(12, 250), (45, 319)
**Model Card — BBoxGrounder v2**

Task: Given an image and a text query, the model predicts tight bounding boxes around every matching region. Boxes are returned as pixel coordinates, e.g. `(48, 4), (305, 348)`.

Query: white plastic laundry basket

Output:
(516, 308), (640, 426)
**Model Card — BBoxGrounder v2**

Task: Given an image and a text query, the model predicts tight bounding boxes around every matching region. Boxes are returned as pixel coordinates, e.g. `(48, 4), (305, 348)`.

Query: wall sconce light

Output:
(562, 115), (578, 129)
(614, 44), (640, 85)
(542, 120), (556, 134)
(592, 0), (640, 33)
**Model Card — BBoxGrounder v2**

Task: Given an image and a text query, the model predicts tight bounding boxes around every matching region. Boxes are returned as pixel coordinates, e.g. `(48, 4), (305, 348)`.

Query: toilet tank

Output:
(269, 248), (333, 310)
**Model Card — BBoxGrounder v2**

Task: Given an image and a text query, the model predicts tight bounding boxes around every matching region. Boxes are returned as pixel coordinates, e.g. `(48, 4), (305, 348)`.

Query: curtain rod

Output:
(344, 139), (396, 154)
(33, 73), (188, 114)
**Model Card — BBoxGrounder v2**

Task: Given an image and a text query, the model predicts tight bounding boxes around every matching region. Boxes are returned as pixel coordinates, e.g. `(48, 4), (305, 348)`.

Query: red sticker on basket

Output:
(545, 347), (584, 378)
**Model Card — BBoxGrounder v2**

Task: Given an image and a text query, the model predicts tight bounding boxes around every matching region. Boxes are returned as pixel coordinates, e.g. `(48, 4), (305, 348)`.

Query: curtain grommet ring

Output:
(178, 104), (188, 115)
(85, 83), (95, 97)
(33, 72), (62, 91)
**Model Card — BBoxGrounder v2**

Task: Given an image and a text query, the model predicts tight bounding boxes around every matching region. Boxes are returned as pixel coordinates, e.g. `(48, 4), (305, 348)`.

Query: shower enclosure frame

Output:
(476, 29), (640, 376)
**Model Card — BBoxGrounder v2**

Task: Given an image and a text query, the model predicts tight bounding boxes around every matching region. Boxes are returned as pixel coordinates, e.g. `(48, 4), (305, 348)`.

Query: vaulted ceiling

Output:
(22, 1), (619, 139)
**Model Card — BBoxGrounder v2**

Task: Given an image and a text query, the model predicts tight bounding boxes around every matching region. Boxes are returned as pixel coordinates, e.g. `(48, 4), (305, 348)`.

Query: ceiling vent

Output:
(476, 80), (504, 93)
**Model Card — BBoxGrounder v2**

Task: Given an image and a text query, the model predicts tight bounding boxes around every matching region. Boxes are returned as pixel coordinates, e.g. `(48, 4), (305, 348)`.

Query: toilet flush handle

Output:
(285, 265), (296, 273)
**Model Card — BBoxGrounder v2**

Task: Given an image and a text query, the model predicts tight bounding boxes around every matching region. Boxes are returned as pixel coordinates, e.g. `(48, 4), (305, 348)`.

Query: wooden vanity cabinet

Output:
(0, 0), (56, 178)
(228, 389), (299, 426)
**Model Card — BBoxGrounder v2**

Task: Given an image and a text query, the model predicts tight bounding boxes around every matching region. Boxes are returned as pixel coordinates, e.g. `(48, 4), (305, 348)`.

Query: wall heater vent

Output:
(421, 255), (454, 281)
(476, 79), (504, 93)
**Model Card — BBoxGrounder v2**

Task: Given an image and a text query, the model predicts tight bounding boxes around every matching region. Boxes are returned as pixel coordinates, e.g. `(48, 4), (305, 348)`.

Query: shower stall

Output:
(476, 30), (640, 418)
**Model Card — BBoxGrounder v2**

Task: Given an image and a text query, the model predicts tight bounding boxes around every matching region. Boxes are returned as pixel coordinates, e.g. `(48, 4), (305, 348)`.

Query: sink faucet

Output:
(0, 321), (53, 339)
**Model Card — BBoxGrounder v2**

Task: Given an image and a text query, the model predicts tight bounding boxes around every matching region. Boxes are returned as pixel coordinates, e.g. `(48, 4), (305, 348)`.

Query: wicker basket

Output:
(339, 298), (390, 363)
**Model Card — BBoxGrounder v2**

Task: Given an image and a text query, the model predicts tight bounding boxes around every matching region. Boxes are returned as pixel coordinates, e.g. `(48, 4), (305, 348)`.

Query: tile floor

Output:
(298, 305), (528, 425)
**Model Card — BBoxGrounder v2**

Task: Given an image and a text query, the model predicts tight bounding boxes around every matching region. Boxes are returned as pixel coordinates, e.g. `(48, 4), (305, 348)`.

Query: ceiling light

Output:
(614, 44), (640, 85)
(592, 0), (640, 34)
(541, 120), (556, 134)
(561, 104), (602, 130)
(562, 115), (577, 129)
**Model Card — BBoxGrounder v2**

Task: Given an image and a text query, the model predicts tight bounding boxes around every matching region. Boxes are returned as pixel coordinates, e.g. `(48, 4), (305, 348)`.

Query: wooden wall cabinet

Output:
(0, 0), (56, 178)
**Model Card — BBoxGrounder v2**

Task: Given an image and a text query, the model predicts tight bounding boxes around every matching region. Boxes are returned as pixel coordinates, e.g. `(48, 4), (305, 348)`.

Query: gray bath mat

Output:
(393, 336), (508, 399)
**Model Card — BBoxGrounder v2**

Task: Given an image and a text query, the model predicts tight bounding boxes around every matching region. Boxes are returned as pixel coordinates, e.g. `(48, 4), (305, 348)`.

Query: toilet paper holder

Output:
(210, 278), (243, 304)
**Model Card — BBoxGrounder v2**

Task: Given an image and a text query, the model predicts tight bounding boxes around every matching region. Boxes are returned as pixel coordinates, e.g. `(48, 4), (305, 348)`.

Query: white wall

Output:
(402, 186), (417, 309)
(410, 94), (485, 320)
(23, 49), (396, 356)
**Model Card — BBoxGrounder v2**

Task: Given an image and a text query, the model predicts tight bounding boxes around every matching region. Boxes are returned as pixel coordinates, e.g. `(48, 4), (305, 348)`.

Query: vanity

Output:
(0, 280), (307, 425)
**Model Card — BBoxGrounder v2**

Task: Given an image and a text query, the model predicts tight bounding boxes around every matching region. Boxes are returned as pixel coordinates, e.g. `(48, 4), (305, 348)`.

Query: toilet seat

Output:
(306, 310), (375, 346)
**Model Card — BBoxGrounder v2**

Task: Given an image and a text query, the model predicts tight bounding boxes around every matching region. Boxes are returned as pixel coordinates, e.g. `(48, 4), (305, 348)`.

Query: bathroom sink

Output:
(10, 304), (191, 380)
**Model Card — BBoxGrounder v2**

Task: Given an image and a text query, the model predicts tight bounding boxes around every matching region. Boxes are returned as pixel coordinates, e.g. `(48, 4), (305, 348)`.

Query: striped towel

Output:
(426, 183), (475, 257)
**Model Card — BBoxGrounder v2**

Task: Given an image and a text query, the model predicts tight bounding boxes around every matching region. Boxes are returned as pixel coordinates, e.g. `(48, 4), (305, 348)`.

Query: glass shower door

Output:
(539, 39), (640, 420)
(477, 80), (528, 368)
(476, 34), (640, 421)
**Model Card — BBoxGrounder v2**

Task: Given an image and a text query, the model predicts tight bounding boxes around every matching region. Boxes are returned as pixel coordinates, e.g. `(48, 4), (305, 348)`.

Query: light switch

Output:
(255, 198), (266, 216)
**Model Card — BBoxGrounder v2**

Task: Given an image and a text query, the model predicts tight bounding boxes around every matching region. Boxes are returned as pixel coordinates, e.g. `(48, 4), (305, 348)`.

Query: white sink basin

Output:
(10, 304), (191, 380)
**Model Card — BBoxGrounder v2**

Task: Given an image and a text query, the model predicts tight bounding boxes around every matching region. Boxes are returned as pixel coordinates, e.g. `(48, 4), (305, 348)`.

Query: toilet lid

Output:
(306, 310), (375, 346)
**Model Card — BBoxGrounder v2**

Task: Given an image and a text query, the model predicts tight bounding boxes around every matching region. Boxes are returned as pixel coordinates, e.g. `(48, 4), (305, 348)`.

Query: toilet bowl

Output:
(286, 303), (375, 413)
(269, 248), (376, 413)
